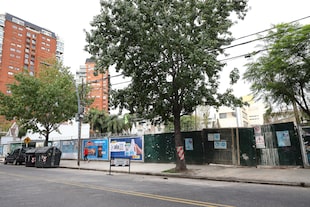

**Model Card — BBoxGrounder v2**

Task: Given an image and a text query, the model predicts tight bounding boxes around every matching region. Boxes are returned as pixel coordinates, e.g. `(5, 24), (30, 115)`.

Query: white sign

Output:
(255, 135), (265, 149)
(111, 158), (130, 166)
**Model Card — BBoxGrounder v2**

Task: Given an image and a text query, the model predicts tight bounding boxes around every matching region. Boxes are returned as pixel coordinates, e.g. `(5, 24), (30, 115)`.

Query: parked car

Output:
(4, 147), (31, 165)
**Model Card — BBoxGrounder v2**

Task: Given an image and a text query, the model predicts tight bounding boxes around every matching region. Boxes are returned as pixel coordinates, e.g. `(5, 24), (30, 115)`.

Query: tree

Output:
(165, 115), (199, 132)
(85, 0), (248, 171)
(85, 109), (133, 136)
(0, 59), (77, 146)
(244, 23), (310, 121)
(84, 108), (109, 136)
(107, 114), (125, 135)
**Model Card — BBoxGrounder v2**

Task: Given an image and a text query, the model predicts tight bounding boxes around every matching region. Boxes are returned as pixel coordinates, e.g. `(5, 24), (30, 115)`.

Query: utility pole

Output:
(75, 79), (83, 166)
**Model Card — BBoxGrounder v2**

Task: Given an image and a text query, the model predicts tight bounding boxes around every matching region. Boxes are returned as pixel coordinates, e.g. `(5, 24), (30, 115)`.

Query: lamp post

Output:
(75, 79), (83, 166)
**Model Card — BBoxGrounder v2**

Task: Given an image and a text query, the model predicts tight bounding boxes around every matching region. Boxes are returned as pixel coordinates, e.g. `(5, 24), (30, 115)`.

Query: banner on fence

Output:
(110, 137), (143, 161)
(83, 139), (109, 160)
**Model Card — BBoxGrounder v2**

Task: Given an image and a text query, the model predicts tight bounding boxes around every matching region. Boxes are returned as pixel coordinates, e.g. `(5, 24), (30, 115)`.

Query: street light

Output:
(75, 79), (83, 166)
(75, 74), (109, 166)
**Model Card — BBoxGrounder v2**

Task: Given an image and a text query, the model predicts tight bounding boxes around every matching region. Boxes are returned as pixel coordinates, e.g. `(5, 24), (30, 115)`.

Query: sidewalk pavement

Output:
(59, 160), (310, 187)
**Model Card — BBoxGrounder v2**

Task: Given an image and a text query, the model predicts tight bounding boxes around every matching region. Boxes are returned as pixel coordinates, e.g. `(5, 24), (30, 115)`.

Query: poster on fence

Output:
(208, 133), (220, 141)
(185, 138), (193, 150)
(60, 140), (78, 159)
(214, 141), (227, 149)
(83, 139), (109, 160)
(276, 130), (291, 147)
(254, 125), (262, 135)
(255, 135), (265, 149)
(110, 137), (143, 161)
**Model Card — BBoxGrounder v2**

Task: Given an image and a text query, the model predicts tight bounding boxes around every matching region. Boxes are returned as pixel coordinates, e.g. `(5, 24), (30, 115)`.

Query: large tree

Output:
(0, 59), (77, 146)
(244, 23), (310, 121)
(85, 0), (248, 171)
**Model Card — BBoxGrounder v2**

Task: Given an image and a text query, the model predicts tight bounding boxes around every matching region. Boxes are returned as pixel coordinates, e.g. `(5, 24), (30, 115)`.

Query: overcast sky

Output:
(1, 0), (310, 96)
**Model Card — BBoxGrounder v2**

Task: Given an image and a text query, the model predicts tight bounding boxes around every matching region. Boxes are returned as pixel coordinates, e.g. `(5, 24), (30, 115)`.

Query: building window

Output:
(12, 17), (25, 26)
(8, 71), (14, 76)
(41, 30), (52, 37)
(219, 113), (227, 119)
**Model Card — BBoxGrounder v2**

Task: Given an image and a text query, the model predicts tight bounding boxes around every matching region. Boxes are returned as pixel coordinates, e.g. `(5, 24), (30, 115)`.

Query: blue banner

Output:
(83, 138), (109, 160)
(110, 137), (143, 161)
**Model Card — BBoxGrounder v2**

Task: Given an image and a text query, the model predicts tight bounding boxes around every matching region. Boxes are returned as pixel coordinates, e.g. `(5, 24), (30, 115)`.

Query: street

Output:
(0, 164), (309, 207)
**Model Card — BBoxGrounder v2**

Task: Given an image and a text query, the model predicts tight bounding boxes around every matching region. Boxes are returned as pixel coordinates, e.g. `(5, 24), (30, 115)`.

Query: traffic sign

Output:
(24, 137), (31, 144)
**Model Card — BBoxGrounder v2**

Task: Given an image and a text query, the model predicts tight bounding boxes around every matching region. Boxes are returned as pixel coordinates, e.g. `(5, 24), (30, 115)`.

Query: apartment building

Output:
(81, 58), (110, 112)
(208, 95), (265, 128)
(0, 13), (63, 94)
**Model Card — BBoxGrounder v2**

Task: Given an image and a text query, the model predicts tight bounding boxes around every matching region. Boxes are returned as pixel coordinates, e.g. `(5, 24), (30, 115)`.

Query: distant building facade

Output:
(75, 64), (86, 85)
(0, 13), (62, 94)
(208, 95), (265, 128)
(78, 59), (110, 113)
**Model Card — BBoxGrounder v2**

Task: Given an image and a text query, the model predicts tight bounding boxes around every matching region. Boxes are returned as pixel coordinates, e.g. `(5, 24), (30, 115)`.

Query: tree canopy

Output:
(85, 0), (248, 171)
(244, 23), (310, 121)
(85, 109), (133, 136)
(0, 59), (77, 146)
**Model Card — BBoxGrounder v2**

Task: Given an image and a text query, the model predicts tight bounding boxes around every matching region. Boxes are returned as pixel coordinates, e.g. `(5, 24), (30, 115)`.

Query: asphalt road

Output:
(0, 164), (309, 207)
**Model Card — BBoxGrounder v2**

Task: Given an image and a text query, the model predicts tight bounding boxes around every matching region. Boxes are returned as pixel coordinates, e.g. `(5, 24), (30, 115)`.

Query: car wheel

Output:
(13, 159), (17, 165)
(4, 160), (7, 165)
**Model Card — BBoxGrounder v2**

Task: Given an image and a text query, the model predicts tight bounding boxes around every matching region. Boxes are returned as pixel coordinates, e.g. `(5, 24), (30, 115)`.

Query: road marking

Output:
(0, 171), (234, 207)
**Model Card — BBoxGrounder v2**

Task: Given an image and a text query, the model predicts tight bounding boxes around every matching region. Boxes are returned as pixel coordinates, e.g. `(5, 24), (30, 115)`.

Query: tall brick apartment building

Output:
(0, 13), (64, 95)
(85, 59), (110, 113)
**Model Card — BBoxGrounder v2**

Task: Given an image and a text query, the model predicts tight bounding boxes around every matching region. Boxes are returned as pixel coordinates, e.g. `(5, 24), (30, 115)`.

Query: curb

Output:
(59, 166), (310, 188)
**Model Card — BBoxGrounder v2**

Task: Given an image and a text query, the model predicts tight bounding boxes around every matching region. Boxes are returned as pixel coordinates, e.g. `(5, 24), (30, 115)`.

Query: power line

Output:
(112, 80), (131, 86)
(219, 16), (310, 62)
(232, 15), (310, 42)
(222, 16), (310, 52)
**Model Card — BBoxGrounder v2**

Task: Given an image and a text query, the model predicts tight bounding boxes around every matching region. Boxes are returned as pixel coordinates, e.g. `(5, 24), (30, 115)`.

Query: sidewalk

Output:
(59, 160), (310, 187)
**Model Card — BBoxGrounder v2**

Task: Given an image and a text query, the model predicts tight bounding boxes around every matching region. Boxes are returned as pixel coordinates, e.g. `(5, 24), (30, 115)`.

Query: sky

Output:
(1, 0), (310, 97)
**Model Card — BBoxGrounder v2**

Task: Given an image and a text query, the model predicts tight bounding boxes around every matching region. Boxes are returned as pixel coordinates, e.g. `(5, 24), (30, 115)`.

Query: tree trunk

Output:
(44, 132), (49, 147)
(174, 107), (187, 172)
